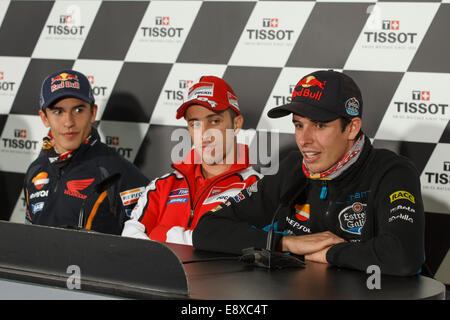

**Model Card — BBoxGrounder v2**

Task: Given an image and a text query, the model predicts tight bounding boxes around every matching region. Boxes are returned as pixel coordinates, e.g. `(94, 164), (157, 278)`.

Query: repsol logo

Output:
(30, 190), (49, 199)
(286, 216), (311, 234)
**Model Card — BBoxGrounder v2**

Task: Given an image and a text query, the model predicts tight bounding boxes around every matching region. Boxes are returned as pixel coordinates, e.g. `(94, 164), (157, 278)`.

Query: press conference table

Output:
(0, 221), (445, 300)
(167, 243), (445, 300)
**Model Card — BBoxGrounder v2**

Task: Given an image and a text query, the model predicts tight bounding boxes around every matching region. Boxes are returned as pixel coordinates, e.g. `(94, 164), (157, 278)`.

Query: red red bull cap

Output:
(176, 76), (240, 119)
(268, 70), (363, 122)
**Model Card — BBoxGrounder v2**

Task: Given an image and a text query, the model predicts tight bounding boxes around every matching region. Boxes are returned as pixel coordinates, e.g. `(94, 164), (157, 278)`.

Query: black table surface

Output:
(166, 243), (446, 300)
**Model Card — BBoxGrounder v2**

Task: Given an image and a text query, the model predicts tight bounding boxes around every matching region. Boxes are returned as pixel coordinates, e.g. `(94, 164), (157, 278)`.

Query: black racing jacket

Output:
(24, 128), (149, 235)
(193, 137), (425, 276)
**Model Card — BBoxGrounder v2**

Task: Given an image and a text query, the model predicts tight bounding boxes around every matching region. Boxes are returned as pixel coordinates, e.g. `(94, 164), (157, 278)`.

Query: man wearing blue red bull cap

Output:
(122, 76), (262, 245)
(193, 70), (425, 276)
(23, 69), (149, 234)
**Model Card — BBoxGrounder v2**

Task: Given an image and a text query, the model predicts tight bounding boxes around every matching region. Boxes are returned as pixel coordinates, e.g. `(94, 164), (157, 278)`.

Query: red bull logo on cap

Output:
(292, 76), (326, 102)
(50, 72), (80, 92)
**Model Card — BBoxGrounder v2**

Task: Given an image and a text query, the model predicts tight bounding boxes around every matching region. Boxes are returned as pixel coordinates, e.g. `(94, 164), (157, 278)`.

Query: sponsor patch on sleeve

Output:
(389, 190), (415, 204)
(120, 187), (145, 206)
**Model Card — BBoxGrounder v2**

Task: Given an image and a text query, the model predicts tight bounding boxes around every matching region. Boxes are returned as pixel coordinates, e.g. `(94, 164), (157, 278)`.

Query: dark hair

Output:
(340, 117), (351, 132)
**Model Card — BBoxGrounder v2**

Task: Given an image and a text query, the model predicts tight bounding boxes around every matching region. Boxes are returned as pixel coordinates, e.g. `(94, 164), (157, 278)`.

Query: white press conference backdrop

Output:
(0, 0), (448, 276)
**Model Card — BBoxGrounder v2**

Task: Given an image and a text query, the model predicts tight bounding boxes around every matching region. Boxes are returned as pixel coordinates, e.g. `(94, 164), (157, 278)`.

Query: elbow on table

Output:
(381, 252), (424, 277)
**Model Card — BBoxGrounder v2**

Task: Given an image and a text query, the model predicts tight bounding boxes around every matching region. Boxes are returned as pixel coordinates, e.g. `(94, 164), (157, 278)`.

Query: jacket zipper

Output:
(320, 180), (328, 200)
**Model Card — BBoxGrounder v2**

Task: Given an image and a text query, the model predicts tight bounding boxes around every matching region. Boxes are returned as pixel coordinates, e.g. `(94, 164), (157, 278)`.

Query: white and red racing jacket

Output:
(121, 144), (262, 245)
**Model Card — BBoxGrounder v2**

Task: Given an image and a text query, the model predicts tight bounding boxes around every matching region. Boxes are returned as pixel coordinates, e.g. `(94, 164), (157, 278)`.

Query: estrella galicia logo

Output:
(338, 202), (366, 235)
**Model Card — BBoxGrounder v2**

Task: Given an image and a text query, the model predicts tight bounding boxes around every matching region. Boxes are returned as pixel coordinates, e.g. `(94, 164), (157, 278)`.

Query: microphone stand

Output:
(241, 184), (306, 269)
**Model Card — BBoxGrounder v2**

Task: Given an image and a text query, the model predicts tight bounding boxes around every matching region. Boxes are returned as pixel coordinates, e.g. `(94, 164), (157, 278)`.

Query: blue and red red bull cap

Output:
(176, 76), (240, 119)
(268, 70), (363, 122)
(40, 69), (95, 110)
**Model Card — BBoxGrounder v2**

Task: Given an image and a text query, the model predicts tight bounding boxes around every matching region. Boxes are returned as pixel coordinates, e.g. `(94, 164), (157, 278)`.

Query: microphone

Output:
(241, 180), (307, 269)
(77, 173), (122, 229)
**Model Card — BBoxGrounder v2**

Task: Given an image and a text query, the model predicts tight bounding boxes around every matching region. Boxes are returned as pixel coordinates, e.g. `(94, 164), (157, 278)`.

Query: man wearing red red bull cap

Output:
(122, 76), (262, 245)
(193, 70), (425, 276)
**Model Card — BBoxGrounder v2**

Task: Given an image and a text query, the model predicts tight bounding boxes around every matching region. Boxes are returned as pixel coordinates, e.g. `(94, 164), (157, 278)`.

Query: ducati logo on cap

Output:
(227, 91), (239, 109)
(187, 82), (214, 100)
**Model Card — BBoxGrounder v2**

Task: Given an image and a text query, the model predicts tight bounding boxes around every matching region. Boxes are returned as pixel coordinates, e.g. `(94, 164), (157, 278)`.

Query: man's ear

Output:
(348, 117), (362, 140)
(90, 104), (98, 123)
(39, 109), (50, 128)
(233, 114), (244, 134)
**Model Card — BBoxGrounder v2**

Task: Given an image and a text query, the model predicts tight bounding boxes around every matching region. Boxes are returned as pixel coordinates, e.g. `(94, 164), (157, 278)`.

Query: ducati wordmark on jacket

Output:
(24, 128), (149, 235)
(193, 137), (425, 276)
(122, 144), (262, 245)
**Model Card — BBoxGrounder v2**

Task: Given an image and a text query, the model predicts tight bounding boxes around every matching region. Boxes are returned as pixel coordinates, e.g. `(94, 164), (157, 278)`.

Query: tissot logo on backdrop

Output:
(246, 17), (294, 41)
(87, 75), (107, 97)
(421, 145), (450, 215)
(364, 19), (417, 45)
(394, 90), (448, 117)
(46, 12), (85, 37)
(141, 15), (184, 38)
(14, 129), (26, 139)
(106, 136), (119, 146)
(164, 79), (194, 102)
(98, 121), (148, 163)
(375, 72), (450, 143)
(105, 135), (132, 159)
(125, 1), (201, 63)
(272, 84), (295, 106)
(424, 161), (450, 186)
(0, 71), (15, 92)
(2, 128), (38, 151)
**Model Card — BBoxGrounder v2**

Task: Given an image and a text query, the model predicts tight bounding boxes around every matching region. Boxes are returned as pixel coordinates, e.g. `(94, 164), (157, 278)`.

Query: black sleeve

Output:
(326, 162), (425, 276)
(193, 172), (284, 255)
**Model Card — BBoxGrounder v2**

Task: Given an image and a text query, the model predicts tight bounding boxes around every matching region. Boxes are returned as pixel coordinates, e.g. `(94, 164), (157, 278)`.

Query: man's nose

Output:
(63, 112), (75, 127)
(298, 125), (314, 146)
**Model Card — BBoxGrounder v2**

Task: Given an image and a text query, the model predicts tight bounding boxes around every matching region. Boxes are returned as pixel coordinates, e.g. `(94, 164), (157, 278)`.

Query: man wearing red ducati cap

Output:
(193, 70), (425, 276)
(122, 76), (262, 245)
